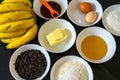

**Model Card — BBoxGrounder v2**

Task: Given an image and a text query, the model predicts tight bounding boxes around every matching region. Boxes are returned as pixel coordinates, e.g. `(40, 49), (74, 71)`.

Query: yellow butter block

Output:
(46, 28), (68, 47)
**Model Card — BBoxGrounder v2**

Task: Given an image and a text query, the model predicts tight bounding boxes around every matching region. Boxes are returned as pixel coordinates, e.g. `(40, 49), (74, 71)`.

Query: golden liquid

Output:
(81, 36), (108, 60)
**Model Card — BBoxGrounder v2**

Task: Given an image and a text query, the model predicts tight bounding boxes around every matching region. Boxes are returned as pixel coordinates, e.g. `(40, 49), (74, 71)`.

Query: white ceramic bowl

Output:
(9, 44), (51, 80)
(33, 0), (68, 20)
(67, 0), (103, 27)
(102, 5), (120, 36)
(50, 55), (93, 80)
(38, 19), (76, 53)
(76, 27), (116, 63)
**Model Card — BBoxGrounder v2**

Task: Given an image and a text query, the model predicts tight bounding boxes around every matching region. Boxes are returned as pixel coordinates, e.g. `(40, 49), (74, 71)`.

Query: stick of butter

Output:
(46, 28), (68, 47)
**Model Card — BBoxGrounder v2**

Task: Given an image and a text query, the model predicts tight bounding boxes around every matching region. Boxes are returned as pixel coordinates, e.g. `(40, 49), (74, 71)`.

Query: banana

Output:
(31, 9), (37, 23)
(2, 0), (32, 7)
(0, 11), (33, 24)
(6, 24), (38, 49)
(1, 36), (21, 43)
(0, 29), (27, 39)
(0, 2), (31, 13)
(0, 18), (35, 32)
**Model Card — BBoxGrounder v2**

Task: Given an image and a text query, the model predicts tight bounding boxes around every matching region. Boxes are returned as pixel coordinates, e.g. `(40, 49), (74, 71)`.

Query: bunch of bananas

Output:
(0, 0), (38, 49)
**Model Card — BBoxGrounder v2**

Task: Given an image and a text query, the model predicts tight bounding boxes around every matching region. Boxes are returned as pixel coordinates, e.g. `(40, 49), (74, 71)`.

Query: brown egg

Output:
(79, 2), (93, 13)
(85, 11), (97, 24)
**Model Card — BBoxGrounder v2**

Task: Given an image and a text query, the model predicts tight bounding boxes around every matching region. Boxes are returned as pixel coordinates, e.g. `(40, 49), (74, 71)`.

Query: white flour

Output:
(55, 60), (88, 80)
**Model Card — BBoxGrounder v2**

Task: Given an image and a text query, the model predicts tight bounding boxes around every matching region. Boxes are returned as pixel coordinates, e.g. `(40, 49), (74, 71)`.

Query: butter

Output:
(46, 28), (68, 47)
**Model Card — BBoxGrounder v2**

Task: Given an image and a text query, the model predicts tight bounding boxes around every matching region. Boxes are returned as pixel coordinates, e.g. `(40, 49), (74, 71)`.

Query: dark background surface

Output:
(0, 0), (120, 80)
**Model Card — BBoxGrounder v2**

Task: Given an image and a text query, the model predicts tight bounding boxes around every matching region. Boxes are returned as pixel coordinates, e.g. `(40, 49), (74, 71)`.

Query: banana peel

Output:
(0, 18), (35, 32)
(0, 2), (31, 13)
(0, 11), (33, 24)
(0, 29), (27, 39)
(2, 0), (32, 7)
(1, 36), (22, 43)
(6, 24), (38, 49)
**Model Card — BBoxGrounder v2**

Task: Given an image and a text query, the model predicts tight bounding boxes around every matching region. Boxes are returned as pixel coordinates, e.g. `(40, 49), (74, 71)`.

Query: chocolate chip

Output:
(14, 49), (47, 80)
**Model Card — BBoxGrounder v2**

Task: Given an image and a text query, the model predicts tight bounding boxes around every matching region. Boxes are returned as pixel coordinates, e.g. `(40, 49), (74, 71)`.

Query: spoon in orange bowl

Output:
(40, 0), (60, 18)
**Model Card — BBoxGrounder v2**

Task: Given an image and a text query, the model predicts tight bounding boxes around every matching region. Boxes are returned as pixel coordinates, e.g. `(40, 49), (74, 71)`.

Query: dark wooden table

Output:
(0, 0), (120, 80)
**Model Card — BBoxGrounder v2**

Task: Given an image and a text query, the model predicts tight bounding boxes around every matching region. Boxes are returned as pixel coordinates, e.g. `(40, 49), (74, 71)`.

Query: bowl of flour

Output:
(50, 56), (93, 80)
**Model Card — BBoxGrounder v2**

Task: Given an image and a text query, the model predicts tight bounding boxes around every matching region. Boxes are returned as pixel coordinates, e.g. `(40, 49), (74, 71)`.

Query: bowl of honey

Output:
(76, 27), (116, 63)
(33, 0), (68, 20)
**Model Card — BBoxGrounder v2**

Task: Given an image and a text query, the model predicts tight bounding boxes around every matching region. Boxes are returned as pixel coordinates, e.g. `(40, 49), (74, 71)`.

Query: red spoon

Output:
(40, 0), (59, 18)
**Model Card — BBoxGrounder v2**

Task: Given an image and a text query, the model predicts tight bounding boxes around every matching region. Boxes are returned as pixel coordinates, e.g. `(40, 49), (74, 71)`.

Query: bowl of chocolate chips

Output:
(9, 44), (50, 80)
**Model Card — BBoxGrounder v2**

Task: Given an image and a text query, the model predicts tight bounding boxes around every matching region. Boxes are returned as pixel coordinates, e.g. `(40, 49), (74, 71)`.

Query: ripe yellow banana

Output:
(1, 36), (21, 43)
(2, 0), (32, 7)
(0, 29), (27, 39)
(0, 18), (35, 32)
(0, 2), (31, 13)
(6, 24), (38, 49)
(0, 11), (33, 24)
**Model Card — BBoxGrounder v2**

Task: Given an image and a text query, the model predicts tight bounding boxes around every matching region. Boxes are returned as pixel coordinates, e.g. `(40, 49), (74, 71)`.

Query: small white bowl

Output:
(102, 5), (120, 36)
(76, 27), (116, 63)
(67, 0), (103, 27)
(33, 0), (68, 20)
(9, 44), (51, 80)
(50, 55), (93, 80)
(38, 19), (76, 53)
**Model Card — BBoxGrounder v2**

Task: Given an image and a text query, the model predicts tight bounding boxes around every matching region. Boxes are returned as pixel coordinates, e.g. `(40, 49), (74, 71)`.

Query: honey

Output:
(81, 35), (108, 60)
